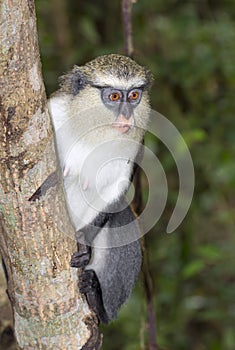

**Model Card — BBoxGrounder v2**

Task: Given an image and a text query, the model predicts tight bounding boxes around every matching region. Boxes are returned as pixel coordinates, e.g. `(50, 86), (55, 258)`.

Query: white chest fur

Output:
(62, 140), (135, 230)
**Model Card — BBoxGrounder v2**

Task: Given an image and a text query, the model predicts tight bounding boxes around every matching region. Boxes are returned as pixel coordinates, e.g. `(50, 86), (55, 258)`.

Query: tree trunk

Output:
(0, 1), (100, 349)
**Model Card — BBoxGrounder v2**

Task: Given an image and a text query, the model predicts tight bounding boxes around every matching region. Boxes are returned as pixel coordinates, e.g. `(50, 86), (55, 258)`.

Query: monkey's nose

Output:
(112, 114), (134, 134)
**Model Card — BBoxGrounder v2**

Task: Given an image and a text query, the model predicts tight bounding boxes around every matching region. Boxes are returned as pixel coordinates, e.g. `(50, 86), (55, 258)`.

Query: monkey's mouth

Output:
(112, 114), (134, 134)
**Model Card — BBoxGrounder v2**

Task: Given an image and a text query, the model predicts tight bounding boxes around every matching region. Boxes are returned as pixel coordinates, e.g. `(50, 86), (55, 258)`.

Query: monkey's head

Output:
(58, 54), (153, 138)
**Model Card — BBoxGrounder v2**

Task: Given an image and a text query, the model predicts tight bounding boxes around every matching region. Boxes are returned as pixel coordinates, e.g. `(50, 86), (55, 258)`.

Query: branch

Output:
(142, 243), (158, 350)
(122, 0), (136, 58)
(121, 1), (158, 348)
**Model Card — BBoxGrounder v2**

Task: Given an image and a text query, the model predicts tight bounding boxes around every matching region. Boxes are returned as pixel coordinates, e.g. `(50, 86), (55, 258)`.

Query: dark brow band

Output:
(90, 83), (147, 91)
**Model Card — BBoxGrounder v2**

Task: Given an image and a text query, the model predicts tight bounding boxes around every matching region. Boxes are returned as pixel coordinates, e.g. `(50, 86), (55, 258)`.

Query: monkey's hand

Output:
(70, 243), (91, 268)
(79, 269), (109, 324)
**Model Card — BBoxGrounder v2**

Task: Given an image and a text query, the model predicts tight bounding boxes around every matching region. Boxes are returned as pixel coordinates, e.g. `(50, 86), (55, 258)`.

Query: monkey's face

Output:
(70, 83), (150, 143)
(99, 86), (144, 134)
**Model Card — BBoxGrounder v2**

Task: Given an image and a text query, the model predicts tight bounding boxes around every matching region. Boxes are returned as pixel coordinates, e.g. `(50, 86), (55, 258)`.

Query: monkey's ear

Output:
(59, 66), (88, 95)
(144, 68), (154, 89)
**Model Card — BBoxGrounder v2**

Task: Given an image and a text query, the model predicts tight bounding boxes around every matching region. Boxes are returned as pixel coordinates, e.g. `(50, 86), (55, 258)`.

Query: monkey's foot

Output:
(70, 250), (90, 268)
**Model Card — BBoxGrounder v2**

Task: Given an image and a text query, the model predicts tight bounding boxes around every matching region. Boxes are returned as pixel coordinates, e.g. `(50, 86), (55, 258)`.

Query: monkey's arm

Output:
(29, 171), (58, 202)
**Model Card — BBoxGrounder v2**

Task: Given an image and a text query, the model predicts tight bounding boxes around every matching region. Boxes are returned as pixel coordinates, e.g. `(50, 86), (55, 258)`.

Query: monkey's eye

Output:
(109, 92), (121, 102)
(128, 91), (139, 101)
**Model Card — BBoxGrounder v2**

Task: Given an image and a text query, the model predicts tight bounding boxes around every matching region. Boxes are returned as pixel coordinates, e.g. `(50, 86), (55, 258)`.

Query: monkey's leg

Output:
(70, 232), (109, 323)
(79, 269), (109, 324)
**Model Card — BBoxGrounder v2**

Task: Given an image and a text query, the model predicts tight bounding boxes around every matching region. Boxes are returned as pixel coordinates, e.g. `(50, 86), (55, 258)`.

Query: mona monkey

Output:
(48, 54), (153, 324)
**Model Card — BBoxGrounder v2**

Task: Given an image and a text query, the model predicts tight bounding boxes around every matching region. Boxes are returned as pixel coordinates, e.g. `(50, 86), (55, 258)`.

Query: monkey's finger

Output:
(82, 178), (89, 191)
(63, 165), (69, 177)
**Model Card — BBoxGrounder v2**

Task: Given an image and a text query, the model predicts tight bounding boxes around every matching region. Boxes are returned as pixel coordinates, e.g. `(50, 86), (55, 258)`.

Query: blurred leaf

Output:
(182, 260), (205, 279)
(196, 245), (222, 262)
(79, 17), (100, 44)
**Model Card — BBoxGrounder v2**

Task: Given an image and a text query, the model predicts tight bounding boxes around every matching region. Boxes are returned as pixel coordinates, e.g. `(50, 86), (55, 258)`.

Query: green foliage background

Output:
(36, 1), (235, 349)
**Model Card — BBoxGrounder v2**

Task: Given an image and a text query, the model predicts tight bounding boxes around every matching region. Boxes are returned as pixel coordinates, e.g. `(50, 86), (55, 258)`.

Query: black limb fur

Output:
(79, 270), (109, 324)
(29, 171), (58, 202)
(1, 258), (8, 282)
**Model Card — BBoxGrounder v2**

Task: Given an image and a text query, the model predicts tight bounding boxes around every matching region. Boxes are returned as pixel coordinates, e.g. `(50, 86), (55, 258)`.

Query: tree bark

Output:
(0, 1), (100, 349)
